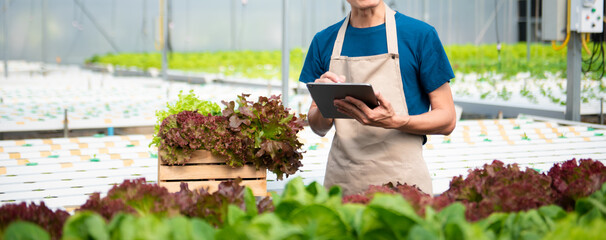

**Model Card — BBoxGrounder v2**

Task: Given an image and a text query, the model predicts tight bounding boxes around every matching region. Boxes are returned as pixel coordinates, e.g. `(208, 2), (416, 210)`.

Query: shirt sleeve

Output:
(299, 35), (326, 83)
(418, 27), (455, 94)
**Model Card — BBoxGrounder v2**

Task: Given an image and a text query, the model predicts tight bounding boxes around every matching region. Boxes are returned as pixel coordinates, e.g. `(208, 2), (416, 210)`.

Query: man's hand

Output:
(307, 72), (346, 136)
(315, 72), (346, 83)
(334, 91), (405, 129)
(334, 82), (456, 136)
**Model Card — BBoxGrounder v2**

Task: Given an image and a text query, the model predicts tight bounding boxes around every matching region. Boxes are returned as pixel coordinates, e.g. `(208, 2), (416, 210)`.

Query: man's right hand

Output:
(315, 72), (346, 83)
(307, 72), (345, 136)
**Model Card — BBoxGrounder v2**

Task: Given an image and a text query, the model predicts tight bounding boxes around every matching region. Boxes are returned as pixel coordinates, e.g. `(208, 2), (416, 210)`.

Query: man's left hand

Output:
(334, 91), (409, 129)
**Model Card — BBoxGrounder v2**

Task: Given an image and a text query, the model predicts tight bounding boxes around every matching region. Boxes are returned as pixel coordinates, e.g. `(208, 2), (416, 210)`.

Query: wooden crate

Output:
(158, 150), (267, 196)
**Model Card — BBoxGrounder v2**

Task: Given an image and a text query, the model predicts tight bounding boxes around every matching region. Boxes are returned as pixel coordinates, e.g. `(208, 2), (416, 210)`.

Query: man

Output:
(299, 0), (456, 195)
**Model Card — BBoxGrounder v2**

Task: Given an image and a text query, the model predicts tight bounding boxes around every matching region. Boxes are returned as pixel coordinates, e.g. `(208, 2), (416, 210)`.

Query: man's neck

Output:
(349, 3), (385, 28)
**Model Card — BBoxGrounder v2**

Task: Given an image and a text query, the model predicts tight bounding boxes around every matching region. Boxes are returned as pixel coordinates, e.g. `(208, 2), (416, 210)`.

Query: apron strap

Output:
(331, 2), (399, 59)
(331, 14), (350, 59)
(384, 4), (398, 54)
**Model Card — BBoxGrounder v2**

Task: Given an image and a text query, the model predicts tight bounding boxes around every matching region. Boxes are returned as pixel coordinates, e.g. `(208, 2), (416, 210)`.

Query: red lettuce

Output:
(176, 179), (274, 227)
(343, 182), (452, 217)
(158, 94), (305, 179)
(78, 178), (178, 219)
(157, 111), (229, 165)
(0, 202), (69, 240)
(442, 160), (555, 221)
(220, 94), (305, 179)
(77, 178), (273, 228)
(78, 192), (136, 220)
(345, 159), (594, 222)
(548, 158), (606, 210)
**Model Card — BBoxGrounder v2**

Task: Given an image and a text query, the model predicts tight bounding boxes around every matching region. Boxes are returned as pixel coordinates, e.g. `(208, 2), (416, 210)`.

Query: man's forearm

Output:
(393, 108), (455, 135)
(308, 103), (334, 137)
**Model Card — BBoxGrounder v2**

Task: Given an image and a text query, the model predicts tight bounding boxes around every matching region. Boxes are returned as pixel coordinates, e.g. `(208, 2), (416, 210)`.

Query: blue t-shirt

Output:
(299, 12), (454, 116)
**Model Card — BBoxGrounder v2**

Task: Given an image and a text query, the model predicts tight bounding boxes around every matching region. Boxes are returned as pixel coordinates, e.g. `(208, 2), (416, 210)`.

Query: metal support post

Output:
(302, 0), (306, 48)
(41, 0), (47, 71)
(565, 32), (582, 121)
(282, 0), (289, 108)
(63, 109), (69, 138)
(161, 0), (168, 81)
(526, 0), (531, 61)
(2, 0), (8, 78)
(231, 0), (236, 50)
(600, 98), (604, 124)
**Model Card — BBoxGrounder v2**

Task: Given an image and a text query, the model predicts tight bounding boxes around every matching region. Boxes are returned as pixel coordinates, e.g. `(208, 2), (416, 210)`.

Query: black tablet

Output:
(306, 82), (379, 119)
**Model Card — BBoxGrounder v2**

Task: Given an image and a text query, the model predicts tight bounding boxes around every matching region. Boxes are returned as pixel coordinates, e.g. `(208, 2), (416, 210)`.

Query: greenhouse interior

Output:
(1, 0), (606, 239)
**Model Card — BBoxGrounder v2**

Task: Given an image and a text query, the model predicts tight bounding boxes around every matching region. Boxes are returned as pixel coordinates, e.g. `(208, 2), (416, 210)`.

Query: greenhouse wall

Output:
(1, 0), (525, 65)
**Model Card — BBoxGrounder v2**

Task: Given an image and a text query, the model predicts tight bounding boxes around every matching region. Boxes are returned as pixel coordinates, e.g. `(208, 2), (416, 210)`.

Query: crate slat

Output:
(158, 150), (267, 196)
(158, 164), (266, 180)
(160, 179), (267, 196)
(187, 150), (228, 164)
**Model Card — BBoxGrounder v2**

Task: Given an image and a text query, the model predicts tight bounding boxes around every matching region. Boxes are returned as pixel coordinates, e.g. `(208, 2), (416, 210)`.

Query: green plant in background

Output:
(519, 84), (538, 103)
(86, 49), (306, 81)
(87, 44), (606, 106)
(444, 43), (569, 79)
(497, 86), (512, 101)
(86, 44), (605, 82)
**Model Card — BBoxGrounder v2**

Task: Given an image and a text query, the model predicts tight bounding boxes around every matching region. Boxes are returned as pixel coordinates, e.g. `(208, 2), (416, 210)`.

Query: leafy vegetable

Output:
(157, 111), (226, 165)
(77, 192), (136, 221)
(62, 211), (109, 240)
(541, 213), (606, 240)
(150, 90), (222, 149)
(3, 221), (51, 240)
(443, 160), (556, 221)
(77, 178), (272, 228)
(62, 212), (217, 240)
(5, 178), (606, 239)
(175, 178), (274, 227)
(343, 159), (606, 223)
(477, 205), (567, 240)
(85, 44), (605, 82)
(158, 94), (305, 179)
(273, 177), (343, 220)
(548, 158), (606, 210)
(85, 49), (307, 82)
(0, 202), (69, 240)
(343, 182), (438, 216)
(220, 94), (305, 179)
(574, 179), (606, 221)
(79, 178), (177, 219)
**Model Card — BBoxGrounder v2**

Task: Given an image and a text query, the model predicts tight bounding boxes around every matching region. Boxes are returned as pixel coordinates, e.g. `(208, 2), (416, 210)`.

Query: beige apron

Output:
(324, 4), (433, 195)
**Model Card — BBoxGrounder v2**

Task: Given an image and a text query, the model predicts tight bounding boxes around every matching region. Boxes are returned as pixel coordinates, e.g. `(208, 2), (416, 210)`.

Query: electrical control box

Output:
(570, 0), (604, 33)
(542, 0), (568, 40)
